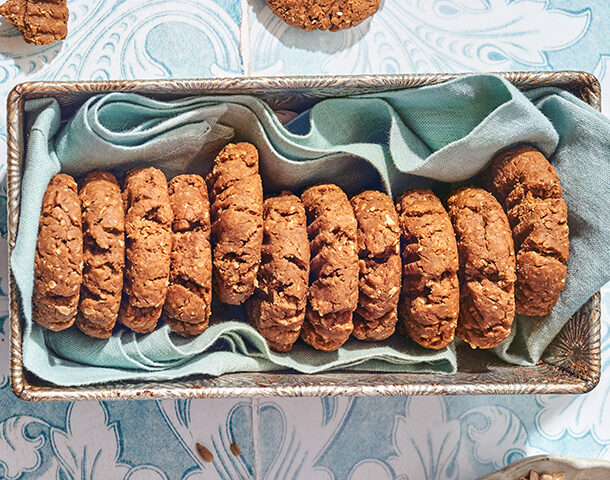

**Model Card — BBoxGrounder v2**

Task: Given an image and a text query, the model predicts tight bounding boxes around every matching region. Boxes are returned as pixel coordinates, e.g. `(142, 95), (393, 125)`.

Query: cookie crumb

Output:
(196, 443), (214, 463)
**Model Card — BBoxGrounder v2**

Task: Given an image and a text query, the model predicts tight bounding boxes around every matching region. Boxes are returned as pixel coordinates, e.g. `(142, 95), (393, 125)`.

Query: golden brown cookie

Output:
(0, 0), (25, 28)
(301, 184), (358, 351)
(396, 189), (459, 349)
(163, 175), (212, 337)
(118, 167), (173, 334)
(247, 192), (310, 352)
(0, 0), (68, 45)
(77, 171), (125, 339)
(447, 187), (516, 349)
(208, 143), (263, 305)
(350, 190), (401, 342)
(33, 174), (82, 331)
(489, 145), (569, 316)
(265, 0), (380, 31)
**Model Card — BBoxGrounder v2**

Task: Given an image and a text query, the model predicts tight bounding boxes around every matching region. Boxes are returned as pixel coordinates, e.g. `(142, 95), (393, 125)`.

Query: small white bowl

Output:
(477, 455), (610, 480)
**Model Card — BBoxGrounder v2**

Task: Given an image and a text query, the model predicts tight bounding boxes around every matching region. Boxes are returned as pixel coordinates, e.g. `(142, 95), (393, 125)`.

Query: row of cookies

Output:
(32, 142), (568, 353)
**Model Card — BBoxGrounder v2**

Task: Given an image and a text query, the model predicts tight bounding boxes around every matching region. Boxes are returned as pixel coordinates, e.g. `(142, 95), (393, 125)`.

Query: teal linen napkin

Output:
(11, 74), (610, 386)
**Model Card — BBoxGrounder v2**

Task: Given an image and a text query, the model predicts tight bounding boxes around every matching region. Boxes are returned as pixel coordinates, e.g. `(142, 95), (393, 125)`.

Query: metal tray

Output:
(7, 71), (602, 401)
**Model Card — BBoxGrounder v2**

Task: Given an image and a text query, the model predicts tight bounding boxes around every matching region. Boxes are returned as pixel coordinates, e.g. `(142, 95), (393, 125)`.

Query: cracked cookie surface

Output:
(447, 187), (516, 349)
(33, 174), (82, 331)
(118, 167), (173, 333)
(265, 0), (380, 31)
(208, 143), (264, 305)
(247, 192), (310, 352)
(77, 170), (125, 338)
(163, 175), (212, 337)
(0, 0), (68, 45)
(351, 190), (400, 341)
(301, 184), (358, 351)
(396, 189), (459, 349)
(489, 144), (569, 316)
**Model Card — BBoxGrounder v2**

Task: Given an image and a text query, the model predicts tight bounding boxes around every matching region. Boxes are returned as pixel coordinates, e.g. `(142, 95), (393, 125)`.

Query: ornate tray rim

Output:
(7, 71), (602, 401)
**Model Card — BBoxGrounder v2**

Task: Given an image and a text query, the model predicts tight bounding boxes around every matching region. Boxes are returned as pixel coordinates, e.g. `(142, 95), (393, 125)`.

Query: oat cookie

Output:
(301, 184), (358, 351)
(265, 0), (380, 31)
(447, 187), (516, 349)
(33, 174), (82, 331)
(163, 175), (212, 337)
(208, 143), (263, 305)
(0, 0), (68, 45)
(118, 167), (173, 334)
(247, 192), (310, 352)
(396, 189), (459, 349)
(350, 190), (400, 342)
(489, 144), (569, 316)
(77, 171), (125, 338)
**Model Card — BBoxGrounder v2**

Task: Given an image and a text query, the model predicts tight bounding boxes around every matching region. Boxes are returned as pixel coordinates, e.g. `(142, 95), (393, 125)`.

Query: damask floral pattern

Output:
(0, 1), (608, 478)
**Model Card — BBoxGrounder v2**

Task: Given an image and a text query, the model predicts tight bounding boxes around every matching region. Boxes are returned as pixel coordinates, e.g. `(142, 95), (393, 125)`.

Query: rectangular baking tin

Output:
(7, 71), (602, 401)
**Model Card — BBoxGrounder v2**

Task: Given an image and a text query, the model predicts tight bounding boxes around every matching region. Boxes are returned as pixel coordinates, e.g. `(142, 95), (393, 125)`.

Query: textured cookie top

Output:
(447, 187), (516, 286)
(302, 184), (358, 317)
(447, 186), (516, 348)
(208, 143), (264, 305)
(164, 174), (212, 333)
(80, 170), (124, 252)
(396, 189), (459, 349)
(122, 167), (173, 309)
(259, 192), (310, 308)
(123, 167), (173, 230)
(167, 174), (211, 288)
(0, 0), (69, 45)
(78, 170), (125, 336)
(351, 190), (400, 258)
(489, 144), (569, 316)
(510, 196), (569, 263)
(24, 0), (69, 45)
(490, 144), (562, 209)
(35, 173), (82, 298)
(168, 174), (210, 233)
(248, 192), (310, 351)
(265, 0), (381, 31)
(396, 189), (459, 285)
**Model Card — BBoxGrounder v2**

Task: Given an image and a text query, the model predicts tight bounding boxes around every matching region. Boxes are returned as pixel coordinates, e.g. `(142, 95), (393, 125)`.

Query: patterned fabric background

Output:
(0, 1), (608, 479)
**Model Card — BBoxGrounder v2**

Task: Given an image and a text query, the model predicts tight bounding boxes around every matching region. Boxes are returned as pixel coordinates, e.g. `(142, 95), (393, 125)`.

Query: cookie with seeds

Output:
(77, 170), (125, 338)
(396, 189), (459, 349)
(163, 175), (212, 337)
(33, 174), (82, 331)
(247, 192), (310, 352)
(350, 190), (401, 341)
(265, 0), (381, 31)
(301, 184), (358, 351)
(0, 0), (68, 45)
(447, 187), (516, 349)
(118, 167), (173, 334)
(207, 143), (263, 305)
(489, 144), (569, 316)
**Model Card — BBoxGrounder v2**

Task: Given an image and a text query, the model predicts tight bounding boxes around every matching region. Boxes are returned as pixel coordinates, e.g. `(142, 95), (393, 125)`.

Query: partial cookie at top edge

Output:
(265, 0), (381, 31)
